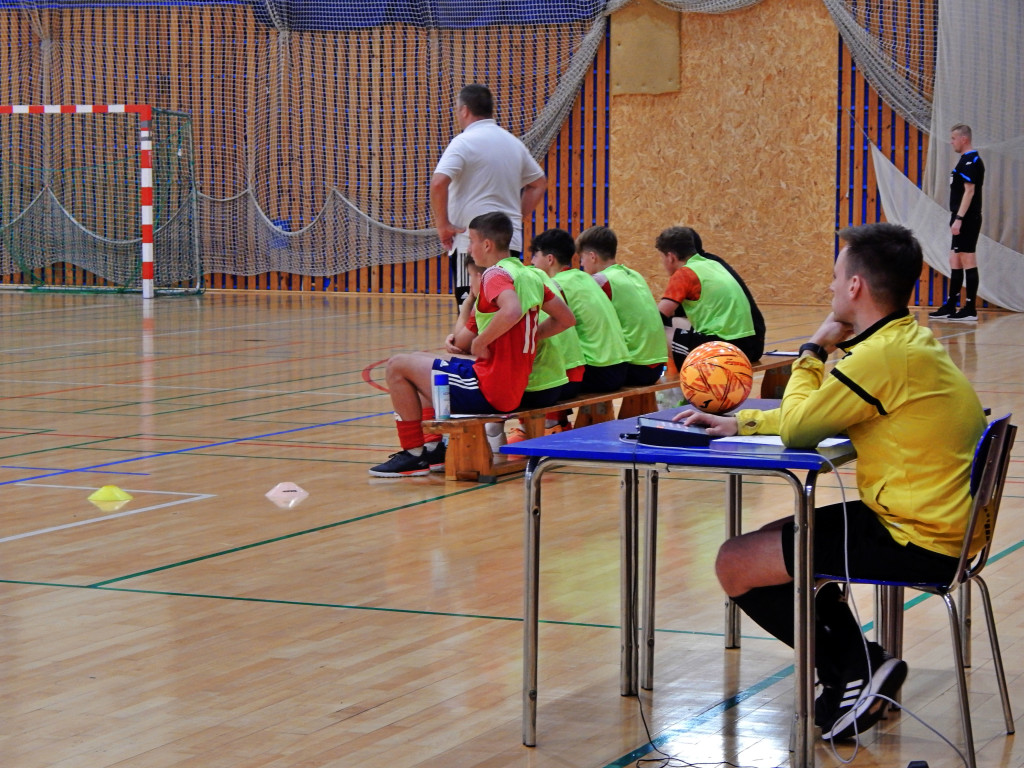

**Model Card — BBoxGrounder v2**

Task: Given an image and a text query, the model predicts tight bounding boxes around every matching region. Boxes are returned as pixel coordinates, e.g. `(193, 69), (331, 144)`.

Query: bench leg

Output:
(619, 392), (658, 419)
(574, 401), (615, 429)
(759, 364), (792, 399)
(444, 423), (495, 482)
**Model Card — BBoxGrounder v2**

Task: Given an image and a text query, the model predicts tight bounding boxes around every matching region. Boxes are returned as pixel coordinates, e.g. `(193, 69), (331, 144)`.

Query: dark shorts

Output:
(431, 357), (498, 415)
(518, 385), (563, 410)
(580, 362), (628, 393)
(625, 362), (664, 386)
(951, 213), (982, 253)
(779, 500), (959, 585)
(558, 380), (583, 401)
(671, 328), (765, 369)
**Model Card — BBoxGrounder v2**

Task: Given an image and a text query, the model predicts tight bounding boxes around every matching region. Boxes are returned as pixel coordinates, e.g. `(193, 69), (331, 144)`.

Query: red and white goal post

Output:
(0, 104), (200, 297)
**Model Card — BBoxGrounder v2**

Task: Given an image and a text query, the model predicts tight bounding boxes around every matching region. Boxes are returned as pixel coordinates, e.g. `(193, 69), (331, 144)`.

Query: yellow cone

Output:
(88, 485), (133, 503)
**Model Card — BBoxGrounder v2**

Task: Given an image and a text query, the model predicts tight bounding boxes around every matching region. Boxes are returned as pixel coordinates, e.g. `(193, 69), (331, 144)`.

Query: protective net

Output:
(0, 1), (613, 283)
(0, 107), (200, 293)
(825, 0), (1024, 310)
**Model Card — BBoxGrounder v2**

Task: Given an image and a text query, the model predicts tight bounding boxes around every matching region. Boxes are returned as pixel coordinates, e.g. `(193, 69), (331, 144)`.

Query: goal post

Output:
(0, 104), (201, 296)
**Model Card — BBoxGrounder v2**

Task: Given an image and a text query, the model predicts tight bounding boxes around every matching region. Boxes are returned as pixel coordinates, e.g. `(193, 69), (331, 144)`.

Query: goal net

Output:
(0, 105), (200, 296)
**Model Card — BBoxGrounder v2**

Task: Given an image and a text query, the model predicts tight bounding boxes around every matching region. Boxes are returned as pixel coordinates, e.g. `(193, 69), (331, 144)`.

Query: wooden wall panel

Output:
(608, 0), (837, 306)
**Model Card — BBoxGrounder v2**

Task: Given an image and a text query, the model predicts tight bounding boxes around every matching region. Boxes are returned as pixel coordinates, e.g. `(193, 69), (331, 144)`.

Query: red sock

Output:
(421, 407), (442, 445)
(396, 419), (425, 451)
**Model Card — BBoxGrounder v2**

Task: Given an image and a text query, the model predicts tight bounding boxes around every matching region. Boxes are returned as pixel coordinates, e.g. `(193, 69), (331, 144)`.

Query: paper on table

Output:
(714, 435), (848, 448)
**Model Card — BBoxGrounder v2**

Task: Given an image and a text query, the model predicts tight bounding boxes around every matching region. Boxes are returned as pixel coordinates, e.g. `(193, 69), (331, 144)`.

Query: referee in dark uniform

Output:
(930, 123), (985, 321)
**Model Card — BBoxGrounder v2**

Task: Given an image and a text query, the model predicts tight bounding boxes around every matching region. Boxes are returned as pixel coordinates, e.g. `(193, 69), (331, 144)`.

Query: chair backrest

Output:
(955, 414), (1016, 585)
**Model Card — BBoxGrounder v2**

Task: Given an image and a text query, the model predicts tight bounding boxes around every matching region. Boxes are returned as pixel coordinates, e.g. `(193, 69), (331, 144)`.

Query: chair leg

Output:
(959, 580), (972, 667)
(943, 593), (978, 768)
(974, 576), (1016, 734)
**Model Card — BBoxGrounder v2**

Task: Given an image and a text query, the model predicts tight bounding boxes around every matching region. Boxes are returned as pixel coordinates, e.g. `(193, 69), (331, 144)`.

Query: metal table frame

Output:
(516, 417), (855, 768)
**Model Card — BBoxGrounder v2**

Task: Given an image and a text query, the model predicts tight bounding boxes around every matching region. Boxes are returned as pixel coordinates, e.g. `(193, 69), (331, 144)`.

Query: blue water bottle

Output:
(431, 372), (451, 419)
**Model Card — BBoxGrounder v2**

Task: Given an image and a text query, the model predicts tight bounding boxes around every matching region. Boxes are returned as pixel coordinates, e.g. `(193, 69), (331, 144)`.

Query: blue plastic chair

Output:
(817, 414), (1016, 768)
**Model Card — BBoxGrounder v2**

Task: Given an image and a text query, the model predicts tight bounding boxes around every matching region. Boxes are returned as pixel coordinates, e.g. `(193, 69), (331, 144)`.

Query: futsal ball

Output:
(679, 342), (753, 414)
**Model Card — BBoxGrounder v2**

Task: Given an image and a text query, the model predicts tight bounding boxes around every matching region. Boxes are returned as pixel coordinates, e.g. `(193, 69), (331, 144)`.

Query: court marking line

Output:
(0, 483), (214, 543)
(0, 411), (388, 488)
(88, 480), (492, 587)
(1, 465), (150, 475)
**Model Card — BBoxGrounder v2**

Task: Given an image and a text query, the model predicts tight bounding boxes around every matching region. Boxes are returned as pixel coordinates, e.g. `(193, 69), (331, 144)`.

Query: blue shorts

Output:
(432, 357), (498, 415)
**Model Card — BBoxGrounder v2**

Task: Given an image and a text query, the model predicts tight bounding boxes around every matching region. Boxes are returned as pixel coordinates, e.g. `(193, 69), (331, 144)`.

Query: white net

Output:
(1, 1), (613, 281)
(0, 107), (200, 292)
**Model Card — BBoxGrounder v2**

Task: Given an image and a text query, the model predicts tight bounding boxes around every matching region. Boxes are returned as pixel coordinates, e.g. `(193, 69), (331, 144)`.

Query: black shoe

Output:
(948, 304), (978, 322)
(368, 450), (430, 477)
(425, 441), (446, 472)
(928, 301), (956, 318)
(814, 685), (841, 728)
(821, 644), (907, 741)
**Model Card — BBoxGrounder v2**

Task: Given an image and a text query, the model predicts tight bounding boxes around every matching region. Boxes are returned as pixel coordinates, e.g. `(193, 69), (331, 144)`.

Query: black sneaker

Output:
(368, 450), (430, 477)
(947, 305), (978, 322)
(814, 685), (841, 727)
(425, 441), (446, 472)
(928, 301), (956, 318)
(821, 644), (907, 741)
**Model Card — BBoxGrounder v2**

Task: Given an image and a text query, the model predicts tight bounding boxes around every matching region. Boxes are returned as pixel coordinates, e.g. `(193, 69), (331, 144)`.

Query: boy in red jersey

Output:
(370, 212), (574, 477)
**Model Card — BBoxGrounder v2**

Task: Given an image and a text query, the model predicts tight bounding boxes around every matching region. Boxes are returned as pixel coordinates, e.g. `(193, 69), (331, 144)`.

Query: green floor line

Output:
(89, 482), (493, 586)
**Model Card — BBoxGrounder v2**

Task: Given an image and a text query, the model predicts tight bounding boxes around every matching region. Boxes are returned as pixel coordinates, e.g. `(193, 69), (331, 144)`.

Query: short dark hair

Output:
(458, 84), (493, 119)
(529, 228), (576, 266)
(655, 226), (699, 259)
(468, 211), (512, 252)
(576, 226), (617, 261)
(951, 123), (972, 141)
(837, 222), (923, 310)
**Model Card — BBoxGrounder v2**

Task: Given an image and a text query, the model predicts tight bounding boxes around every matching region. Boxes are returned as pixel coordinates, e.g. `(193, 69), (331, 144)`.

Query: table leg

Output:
(725, 474), (742, 649)
(620, 468), (639, 696)
(792, 472), (817, 768)
(875, 584), (905, 714)
(640, 469), (659, 690)
(523, 457), (545, 747)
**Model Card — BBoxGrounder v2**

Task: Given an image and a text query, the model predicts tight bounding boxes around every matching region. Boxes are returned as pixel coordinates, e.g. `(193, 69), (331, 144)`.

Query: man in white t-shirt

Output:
(430, 84), (547, 308)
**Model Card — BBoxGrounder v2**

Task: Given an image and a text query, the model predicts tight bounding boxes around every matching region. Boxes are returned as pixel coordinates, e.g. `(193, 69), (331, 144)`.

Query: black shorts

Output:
(517, 385), (563, 410)
(779, 500), (959, 585)
(951, 213), (982, 253)
(624, 363), (663, 386)
(580, 362), (628, 393)
(671, 328), (764, 369)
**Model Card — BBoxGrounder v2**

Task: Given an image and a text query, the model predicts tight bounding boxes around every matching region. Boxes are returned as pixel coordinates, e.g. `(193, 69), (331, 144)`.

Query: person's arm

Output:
(951, 182), (975, 236)
(536, 291), (575, 341)
(659, 267), (700, 322)
(445, 292), (478, 354)
(470, 289), (522, 360)
(520, 175), (547, 223)
(430, 172), (463, 251)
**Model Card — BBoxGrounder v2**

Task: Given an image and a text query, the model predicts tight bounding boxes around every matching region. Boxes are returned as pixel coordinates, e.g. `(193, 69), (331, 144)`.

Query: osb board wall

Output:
(609, 0), (837, 306)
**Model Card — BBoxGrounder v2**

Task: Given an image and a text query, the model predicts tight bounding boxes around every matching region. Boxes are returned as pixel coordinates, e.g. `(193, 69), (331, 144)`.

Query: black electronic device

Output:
(637, 415), (712, 448)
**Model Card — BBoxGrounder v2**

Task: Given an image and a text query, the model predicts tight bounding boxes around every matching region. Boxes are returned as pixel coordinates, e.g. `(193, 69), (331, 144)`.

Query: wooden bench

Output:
(424, 352), (797, 482)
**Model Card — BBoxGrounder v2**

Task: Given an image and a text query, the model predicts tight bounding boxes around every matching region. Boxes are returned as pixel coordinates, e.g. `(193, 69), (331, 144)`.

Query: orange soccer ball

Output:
(679, 341), (753, 414)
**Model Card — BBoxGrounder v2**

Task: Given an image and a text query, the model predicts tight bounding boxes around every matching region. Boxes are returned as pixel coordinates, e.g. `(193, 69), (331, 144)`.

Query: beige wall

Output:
(609, 0), (837, 306)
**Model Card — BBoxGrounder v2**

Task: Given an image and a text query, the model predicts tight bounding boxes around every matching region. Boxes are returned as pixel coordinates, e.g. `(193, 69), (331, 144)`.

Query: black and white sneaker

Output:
(947, 305), (978, 322)
(425, 441), (446, 473)
(368, 450), (430, 477)
(820, 645), (907, 741)
(928, 301), (956, 318)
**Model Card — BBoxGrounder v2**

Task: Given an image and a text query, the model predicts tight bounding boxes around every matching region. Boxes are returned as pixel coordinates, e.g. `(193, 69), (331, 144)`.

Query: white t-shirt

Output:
(433, 119), (544, 253)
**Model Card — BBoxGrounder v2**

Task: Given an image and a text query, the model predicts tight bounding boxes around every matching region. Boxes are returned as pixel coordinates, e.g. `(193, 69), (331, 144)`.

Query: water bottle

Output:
(431, 372), (451, 419)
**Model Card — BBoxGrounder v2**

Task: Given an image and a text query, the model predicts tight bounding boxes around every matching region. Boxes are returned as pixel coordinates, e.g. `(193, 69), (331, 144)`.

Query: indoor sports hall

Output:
(2, 2), (1022, 768)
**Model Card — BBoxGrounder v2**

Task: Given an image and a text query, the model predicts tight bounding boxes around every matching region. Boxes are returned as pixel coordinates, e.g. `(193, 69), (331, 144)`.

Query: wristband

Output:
(798, 342), (828, 363)
(954, 214), (964, 221)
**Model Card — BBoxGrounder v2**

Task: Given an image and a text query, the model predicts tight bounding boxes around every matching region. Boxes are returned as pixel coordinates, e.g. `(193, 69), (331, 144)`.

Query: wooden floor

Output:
(1, 291), (1021, 768)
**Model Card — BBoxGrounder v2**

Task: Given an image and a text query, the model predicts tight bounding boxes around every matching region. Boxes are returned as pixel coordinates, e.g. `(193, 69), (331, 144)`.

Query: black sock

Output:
(732, 582), (868, 687)
(964, 267), (979, 306)
(947, 268), (964, 305)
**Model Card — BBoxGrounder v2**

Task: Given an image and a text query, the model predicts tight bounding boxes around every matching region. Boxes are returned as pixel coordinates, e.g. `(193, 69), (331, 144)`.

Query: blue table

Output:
(505, 404), (855, 768)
